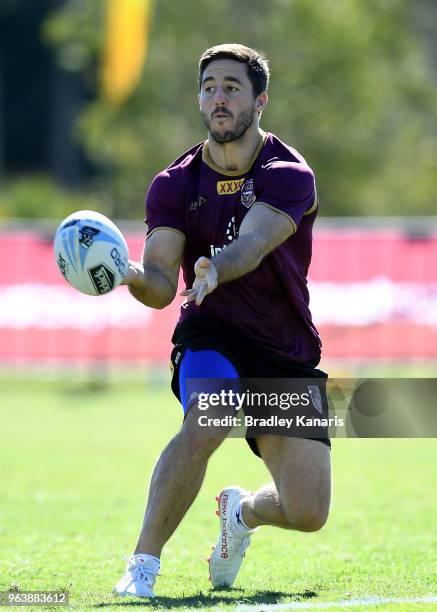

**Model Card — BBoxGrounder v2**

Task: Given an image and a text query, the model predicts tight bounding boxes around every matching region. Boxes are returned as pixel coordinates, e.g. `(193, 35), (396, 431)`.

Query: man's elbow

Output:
(151, 294), (174, 309)
(127, 286), (175, 309)
(149, 283), (178, 309)
(144, 288), (176, 309)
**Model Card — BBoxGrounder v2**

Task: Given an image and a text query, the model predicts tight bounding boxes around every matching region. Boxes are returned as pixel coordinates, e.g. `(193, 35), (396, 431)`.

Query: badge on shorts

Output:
(308, 385), (323, 414)
(241, 179), (256, 208)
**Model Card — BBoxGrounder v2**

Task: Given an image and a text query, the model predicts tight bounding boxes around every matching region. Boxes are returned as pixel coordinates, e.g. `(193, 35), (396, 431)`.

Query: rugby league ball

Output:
(54, 210), (129, 295)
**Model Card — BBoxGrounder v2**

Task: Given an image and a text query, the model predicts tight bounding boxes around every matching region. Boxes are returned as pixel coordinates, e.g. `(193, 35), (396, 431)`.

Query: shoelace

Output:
(121, 555), (158, 584)
(127, 564), (155, 584)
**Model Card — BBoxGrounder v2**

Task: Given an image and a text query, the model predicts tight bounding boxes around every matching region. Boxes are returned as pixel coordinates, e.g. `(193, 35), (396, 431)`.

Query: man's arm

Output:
(123, 228), (185, 309)
(181, 203), (294, 305)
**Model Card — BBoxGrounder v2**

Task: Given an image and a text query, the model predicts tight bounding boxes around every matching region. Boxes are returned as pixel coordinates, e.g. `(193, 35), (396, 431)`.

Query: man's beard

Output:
(201, 105), (256, 144)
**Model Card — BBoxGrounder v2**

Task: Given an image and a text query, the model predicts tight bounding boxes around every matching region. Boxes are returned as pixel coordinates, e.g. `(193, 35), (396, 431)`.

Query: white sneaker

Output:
(208, 486), (258, 588)
(113, 554), (159, 598)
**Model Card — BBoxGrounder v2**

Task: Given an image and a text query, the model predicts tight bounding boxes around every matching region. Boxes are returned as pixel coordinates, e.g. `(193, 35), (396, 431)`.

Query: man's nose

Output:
(213, 86), (227, 105)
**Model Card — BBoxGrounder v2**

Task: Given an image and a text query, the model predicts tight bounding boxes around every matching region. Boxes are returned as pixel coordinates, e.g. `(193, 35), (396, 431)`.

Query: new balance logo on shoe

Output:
(209, 486), (259, 588)
(221, 493), (229, 559)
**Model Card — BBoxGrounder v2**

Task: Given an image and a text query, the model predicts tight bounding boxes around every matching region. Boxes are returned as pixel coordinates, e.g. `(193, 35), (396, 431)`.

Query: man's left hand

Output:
(180, 256), (218, 305)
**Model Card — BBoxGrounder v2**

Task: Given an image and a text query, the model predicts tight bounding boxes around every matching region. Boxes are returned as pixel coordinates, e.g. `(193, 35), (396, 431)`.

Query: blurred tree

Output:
(42, 0), (437, 218)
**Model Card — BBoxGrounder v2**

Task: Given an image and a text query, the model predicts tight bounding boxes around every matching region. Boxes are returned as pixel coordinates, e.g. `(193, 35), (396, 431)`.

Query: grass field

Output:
(0, 375), (436, 610)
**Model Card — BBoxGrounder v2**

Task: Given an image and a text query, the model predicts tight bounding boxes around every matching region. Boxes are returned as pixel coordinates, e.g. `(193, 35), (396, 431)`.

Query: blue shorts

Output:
(179, 348), (239, 414)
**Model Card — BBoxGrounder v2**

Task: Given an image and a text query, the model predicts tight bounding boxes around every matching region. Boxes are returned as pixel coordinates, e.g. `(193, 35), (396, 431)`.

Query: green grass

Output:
(0, 376), (436, 610)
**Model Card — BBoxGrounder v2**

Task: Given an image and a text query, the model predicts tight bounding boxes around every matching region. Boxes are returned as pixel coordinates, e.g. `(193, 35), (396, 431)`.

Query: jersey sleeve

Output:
(145, 170), (186, 238)
(256, 161), (317, 233)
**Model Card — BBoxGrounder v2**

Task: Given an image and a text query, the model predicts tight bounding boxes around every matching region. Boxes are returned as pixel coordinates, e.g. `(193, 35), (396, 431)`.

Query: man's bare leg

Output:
(208, 436), (331, 587)
(134, 406), (231, 556)
(241, 483), (290, 527)
(241, 437), (331, 531)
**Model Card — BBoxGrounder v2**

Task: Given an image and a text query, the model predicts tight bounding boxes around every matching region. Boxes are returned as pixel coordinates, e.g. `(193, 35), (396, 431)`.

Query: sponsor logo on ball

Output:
(110, 247), (127, 275)
(57, 253), (68, 278)
(79, 226), (100, 249)
(88, 264), (115, 294)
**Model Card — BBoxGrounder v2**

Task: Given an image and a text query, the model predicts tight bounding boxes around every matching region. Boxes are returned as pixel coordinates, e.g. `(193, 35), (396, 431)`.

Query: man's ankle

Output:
(129, 553), (160, 573)
(240, 497), (260, 530)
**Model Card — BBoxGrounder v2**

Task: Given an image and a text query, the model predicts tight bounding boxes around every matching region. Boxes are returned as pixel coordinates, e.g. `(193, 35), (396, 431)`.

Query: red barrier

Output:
(1, 227), (436, 363)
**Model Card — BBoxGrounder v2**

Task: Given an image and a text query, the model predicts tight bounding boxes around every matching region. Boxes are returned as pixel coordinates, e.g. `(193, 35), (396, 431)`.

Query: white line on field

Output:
(232, 595), (437, 611)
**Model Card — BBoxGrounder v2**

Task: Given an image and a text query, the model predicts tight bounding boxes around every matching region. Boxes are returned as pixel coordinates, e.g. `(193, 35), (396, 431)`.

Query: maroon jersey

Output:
(145, 131), (322, 363)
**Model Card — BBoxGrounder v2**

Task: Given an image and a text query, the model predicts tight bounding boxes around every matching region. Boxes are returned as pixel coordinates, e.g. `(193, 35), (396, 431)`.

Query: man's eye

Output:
(204, 87), (214, 93)
(227, 86), (238, 92)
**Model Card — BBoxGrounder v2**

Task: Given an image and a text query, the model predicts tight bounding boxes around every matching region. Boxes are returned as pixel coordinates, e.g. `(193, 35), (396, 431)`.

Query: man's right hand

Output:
(121, 260), (145, 287)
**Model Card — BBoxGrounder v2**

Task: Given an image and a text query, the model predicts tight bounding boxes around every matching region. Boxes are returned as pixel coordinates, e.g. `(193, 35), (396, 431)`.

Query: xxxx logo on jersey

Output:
(216, 178), (245, 195)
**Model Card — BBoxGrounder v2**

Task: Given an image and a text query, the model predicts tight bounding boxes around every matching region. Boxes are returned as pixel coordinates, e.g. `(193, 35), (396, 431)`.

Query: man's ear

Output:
(256, 92), (268, 112)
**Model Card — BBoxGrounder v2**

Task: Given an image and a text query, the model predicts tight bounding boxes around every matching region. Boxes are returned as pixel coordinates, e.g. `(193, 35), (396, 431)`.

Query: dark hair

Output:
(198, 43), (269, 97)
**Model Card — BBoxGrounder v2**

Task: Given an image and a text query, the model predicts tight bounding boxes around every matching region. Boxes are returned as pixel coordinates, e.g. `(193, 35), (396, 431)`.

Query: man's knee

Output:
(177, 411), (229, 458)
(282, 502), (329, 532)
(277, 483), (330, 532)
